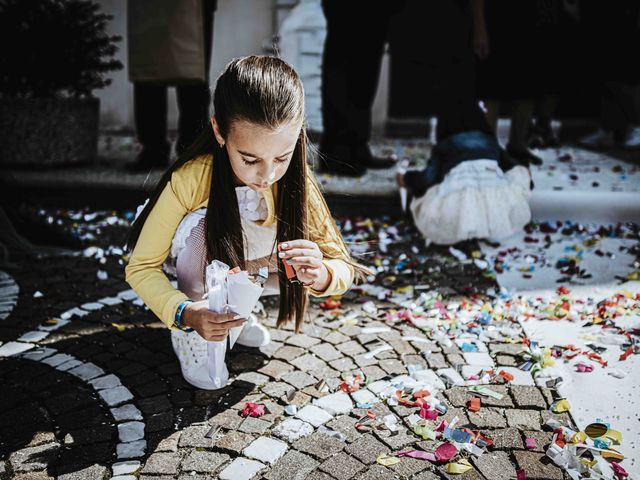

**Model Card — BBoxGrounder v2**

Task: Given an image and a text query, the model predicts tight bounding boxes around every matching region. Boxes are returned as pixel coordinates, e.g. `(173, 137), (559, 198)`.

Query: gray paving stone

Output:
(444, 385), (514, 408)
(140, 452), (180, 475)
(325, 415), (362, 443)
(495, 354), (519, 366)
(291, 354), (327, 372)
(511, 386), (547, 409)
(324, 331), (350, 345)
(238, 416), (272, 435)
(293, 432), (346, 460)
(311, 343), (342, 362)
(215, 430), (254, 454)
(319, 452), (365, 480)
(306, 471), (335, 480)
(389, 456), (433, 477)
(9, 443), (60, 472)
(425, 353), (448, 369)
(181, 451), (229, 473)
(379, 359), (406, 375)
(345, 435), (390, 465)
(472, 451), (516, 480)
(258, 359), (295, 379)
(67, 362), (104, 381)
(281, 370), (318, 389)
(57, 464), (108, 480)
(118, 421), (145, 443)
(360, 365), (387, 381)
(336, 340), (366, 357)
(88, 373), (121, 390)
(354, 464), (398, 480)
(353, 353), (379, 368)
(467, 408), (507, 428)
(117, 440), (146, 459)
(274, 345), (306, 361)
(208, 408), (243, 429)
(178, 424), (214, 448)
(374, 429), (419, 450)
(262, 381), (294, 399)
(513, 451), (564, 480)
(491, 427), (525, 450)
(265, 450), (319, 480)
(285, 333), (321, 348)
(235, 371), (270, 386)
(505, 409), (542, 430)
(329, 357), (357, 371)
(98, 386), (133, 407)
(411, 469), (441, 480)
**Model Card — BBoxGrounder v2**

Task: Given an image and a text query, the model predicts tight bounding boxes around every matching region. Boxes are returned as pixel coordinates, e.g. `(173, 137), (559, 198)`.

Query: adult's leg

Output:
(176, 0), (216, 156)
(320, 0), (392, 173)
(132, 83), (170, 168)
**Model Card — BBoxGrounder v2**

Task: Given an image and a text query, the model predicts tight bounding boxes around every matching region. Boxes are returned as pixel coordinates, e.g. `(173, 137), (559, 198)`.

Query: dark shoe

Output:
(126, 149), (170, 173)
(529, 122), (560, 149)
(506, 145), (543, 166)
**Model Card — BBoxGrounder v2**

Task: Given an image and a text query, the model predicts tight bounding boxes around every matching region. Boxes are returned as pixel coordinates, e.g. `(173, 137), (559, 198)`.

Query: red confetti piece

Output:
(467, 397), (481, 412)
(241, 402), (265, 418)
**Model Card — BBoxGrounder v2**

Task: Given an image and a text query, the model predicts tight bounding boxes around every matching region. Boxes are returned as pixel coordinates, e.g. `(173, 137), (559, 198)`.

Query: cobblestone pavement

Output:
(0, 216), (577, 480)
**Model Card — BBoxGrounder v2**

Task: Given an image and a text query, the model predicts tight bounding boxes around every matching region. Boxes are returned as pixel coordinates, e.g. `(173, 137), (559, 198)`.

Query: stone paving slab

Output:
(0, 214), (585, 480)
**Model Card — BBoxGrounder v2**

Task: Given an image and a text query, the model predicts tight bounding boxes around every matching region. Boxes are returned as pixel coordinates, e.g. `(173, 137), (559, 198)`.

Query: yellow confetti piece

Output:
(376, 453), (400, 467)
(627, 271), (639, 281)
(571, 431), (587, 444)
(44, 319), (58, 325)
(111, 323), (126, 332)
(445, 458), (473, 474)
(581, 458), (597, 468)
(471, 250), (482, 259)
(413, 425), (436, 440)
(551, 399), (571, 413)
(604, 428), (622, 445)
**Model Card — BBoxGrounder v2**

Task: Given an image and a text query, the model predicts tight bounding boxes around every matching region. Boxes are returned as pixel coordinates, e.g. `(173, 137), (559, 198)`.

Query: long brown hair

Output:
(126, 56), (314, 330)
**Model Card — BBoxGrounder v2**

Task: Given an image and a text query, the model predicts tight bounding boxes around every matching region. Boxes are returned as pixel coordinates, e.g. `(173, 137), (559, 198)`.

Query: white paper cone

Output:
(206, 280), (230, 388)
(226, 272), (264, 348)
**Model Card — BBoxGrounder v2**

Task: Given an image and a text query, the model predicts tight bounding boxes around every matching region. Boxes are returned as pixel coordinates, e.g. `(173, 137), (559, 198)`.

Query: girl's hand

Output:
(182, 300), (246, 341)
(279, 240), (330, 291)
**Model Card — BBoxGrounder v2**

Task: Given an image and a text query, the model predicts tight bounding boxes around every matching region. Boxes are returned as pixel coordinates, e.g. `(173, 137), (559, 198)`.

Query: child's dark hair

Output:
(126, 56), (360, 331)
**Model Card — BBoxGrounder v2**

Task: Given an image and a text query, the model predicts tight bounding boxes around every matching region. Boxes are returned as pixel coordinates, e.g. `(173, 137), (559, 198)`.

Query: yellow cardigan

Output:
(125, 154), (355, 329)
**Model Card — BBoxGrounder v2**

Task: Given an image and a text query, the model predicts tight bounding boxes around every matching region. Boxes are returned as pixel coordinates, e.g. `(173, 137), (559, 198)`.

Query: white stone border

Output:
(0, 286), (149, 477)
(0, 271), (19, 321)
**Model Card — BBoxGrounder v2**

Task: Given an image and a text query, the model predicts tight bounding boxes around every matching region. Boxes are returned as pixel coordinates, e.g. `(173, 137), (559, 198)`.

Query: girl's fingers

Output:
(279, 248), (320, 259)
(288, 256), (322, 268)
(280, 239), (319, 252)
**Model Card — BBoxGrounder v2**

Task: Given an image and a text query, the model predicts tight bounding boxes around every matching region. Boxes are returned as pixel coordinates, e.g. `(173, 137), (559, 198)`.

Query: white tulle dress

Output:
(409, 159), (532, 245)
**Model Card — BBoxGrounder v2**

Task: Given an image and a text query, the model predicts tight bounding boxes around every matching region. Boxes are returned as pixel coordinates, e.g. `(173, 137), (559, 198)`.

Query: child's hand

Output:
(278, 240), (330, 291)
(182, 300), (246, 341)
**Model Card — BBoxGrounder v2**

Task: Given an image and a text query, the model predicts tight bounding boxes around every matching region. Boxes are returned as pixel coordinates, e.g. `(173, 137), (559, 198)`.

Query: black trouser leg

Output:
(133, 83), (170, 163)
(320, 0), (391, 166)
(176, 0), (216, 155)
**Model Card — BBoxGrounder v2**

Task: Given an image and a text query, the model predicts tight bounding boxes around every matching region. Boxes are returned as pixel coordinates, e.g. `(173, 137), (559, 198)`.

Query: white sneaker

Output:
(578, 128), (615, 148)
(623, 126), (640, 149)
(171, 329), (228, 390)
(235, 314), (271, 348)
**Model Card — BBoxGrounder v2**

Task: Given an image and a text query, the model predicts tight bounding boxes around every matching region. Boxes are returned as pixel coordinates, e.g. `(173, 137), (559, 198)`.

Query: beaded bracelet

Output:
(174, 300), (194, 332)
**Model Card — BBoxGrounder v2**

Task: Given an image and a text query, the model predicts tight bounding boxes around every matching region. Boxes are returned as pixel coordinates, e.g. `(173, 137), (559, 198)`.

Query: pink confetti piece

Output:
(517, 468), (527, 480)
(241, 402), (265, 418)
(525, 437), (537, 449)
(575, 362), (594, 373)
